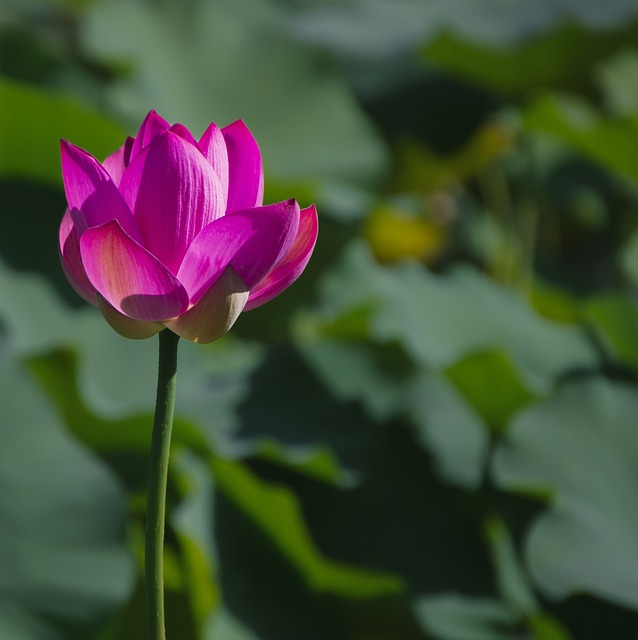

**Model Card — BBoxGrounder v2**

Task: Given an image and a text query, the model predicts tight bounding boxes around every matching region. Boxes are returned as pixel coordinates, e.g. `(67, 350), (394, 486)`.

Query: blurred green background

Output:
(3, 0), (638, 638)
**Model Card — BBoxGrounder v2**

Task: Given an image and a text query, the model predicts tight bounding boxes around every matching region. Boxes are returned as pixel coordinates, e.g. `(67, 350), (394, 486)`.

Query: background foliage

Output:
(2, 0), (638, 638)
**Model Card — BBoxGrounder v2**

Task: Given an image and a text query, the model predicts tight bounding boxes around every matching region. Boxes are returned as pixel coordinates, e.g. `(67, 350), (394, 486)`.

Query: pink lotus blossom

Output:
(59, 110), (318, 342)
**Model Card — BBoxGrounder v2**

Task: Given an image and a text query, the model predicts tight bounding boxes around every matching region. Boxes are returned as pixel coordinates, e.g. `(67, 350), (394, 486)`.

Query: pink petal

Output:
(222, 119), (264, 212)
(58, 209), (97, 305)
(245, 204), (318, 311)
(103, 137), (134, 186)
(166, 266), (249, 343)
(198, 121), (229, 207)
(119, 130), (225, 274)
(79, 220), (189, 322)
(96, 294), (164, 340)
(60, 140), (141, 242)
(169, 123), (197, 146)
(178, 199), (300, 304)
(130, 110), (171, 159)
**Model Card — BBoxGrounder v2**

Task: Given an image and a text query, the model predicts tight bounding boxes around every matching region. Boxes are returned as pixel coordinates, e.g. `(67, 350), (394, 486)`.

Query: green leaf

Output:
(524, 92), (638, 181)
(424, 21), (638, 96)
(171, 452), (220, 636)
(596, 49), (638, 117)
(0, 354), (133, 638)
(213, 458), (404, 599)
(298, 336), (412, 422)
(414, 594), (517, 640)
(446, 350), (536, 434)
(585, 294), (638, 373)
(409, 371), (488, 489)
(0, 75), (125, 183)
(493, 379), (638, 611)
(318, 241), (597, 393)
(484, 517), (538, 615)
(484, 518), (572, 640)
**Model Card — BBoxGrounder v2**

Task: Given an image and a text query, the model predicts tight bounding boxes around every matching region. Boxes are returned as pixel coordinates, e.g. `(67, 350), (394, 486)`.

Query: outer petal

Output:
(120, 130), (225, 274)
(130, 110), (171, 159)
(58, 208), (97, 305)
(245, 204), (318, 311)
(198, 122), (229, 207)
(166, 266), (249, 343)
(222, 119), (264, 212)
(60, 140), (141, 242)
(178, 199), (300, 304)
(103, 136), (134, 186)
(79, 220), (189, 322)
(96, 294), (164, 340)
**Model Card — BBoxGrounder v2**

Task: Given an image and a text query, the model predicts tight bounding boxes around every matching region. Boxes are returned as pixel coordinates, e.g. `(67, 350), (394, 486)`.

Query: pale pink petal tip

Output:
(167, 266), (249, 343)
(96, 294), (164, 339)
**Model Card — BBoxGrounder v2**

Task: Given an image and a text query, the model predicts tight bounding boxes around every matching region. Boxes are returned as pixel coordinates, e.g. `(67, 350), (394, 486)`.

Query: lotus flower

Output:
(59, 110), (318, 342)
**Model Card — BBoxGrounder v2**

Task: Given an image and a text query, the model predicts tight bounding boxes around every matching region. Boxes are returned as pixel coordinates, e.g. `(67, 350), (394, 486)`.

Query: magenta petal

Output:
(222, 119), (264, 212)
(120, 131), (225, 274)
(245, 204), (318, 311)
(60, 140), (141, 241)
(79, 220), (189, 322)
(169, 123), (197, 146)
(178, 199), (300, 304)
(96, 294), (164, 340)
(58, 209), (97, 305)
(130, 110), (171, 160)
(198, 122), (229, 207)
(166, 266), (249, 343)
(103, 137), (134, 186)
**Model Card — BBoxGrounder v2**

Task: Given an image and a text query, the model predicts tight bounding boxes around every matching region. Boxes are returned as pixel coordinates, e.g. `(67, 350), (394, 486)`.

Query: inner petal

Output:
(119, 130), (225, 274)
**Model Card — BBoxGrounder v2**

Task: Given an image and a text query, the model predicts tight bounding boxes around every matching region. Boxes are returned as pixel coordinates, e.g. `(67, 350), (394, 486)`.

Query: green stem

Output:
(146, 329), (180, 640)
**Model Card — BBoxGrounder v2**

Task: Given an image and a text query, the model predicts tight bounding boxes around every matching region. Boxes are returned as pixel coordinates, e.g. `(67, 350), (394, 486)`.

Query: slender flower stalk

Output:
(145, 329), (180, 640)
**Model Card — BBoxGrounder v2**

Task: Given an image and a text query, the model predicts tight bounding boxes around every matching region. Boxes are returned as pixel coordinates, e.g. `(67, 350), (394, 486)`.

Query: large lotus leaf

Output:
(293, 0), (638, 59)
(0, 354), (133, 638)
(298, 336), (412, 422)
(493, 379), (638, 611)
(317, 241), (597, 392)
(80, 0), (387, 192)
(423, 21), (638, 96)
(298, 334), (492, 489)
(0, 76), (125, 183)
(408, 370), (488, 489)
(524, 92), (638, 181)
